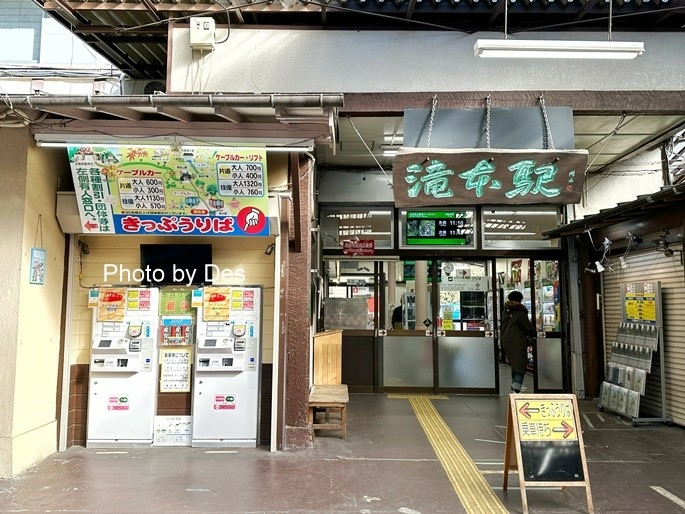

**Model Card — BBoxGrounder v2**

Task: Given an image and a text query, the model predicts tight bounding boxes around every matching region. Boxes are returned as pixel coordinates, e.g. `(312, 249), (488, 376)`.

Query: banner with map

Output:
(68, 145), (270, 236)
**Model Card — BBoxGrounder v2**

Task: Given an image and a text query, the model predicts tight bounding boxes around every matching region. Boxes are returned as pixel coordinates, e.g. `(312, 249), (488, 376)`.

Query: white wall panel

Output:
(169, 29), (685, 94)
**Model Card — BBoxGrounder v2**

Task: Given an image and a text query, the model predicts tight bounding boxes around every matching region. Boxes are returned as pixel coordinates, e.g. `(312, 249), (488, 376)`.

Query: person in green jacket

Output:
(501, 290), (536, 393)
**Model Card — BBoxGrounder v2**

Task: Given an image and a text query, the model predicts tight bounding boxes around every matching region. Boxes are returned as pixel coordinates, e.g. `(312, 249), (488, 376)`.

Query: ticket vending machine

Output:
(87, 288), (160, 447)
(191, 286), (261, 447)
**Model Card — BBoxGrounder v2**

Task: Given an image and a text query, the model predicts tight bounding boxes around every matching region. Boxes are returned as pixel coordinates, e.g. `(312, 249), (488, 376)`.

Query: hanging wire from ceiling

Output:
(582, 113), (631, 206)
(345, 115), (393, 189)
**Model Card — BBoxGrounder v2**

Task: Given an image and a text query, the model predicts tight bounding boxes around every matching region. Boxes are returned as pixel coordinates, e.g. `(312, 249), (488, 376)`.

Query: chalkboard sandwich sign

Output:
(503, 394), (594, 514)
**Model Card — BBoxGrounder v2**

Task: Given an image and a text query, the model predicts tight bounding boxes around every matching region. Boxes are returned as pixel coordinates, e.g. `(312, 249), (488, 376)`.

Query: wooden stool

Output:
(308, 384), (349, 439)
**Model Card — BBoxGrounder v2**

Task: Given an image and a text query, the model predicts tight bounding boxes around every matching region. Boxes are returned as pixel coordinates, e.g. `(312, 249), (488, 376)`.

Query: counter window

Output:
(482, 208), (560, 249)
(319, 206), (394, 250)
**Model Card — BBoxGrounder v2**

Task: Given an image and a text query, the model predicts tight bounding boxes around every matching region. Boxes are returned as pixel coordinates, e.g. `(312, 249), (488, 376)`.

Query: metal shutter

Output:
(602, 249), (685, 426)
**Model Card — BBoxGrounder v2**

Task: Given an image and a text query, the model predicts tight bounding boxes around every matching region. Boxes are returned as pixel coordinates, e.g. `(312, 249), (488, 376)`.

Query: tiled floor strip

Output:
(396, 395), (509, 514)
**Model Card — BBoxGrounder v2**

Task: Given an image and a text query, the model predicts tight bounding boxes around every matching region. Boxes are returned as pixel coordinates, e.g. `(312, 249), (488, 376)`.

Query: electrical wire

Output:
(299, 0), (469, 32)
(586, 228), (601, 252)
(345, 116), (393, 189)
(212, 0), (232, 44)
(115, 1), (272, 34)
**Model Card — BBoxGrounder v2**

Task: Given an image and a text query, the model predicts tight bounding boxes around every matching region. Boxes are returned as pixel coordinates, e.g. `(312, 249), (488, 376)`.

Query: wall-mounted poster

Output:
(68, 145), (269, 236)
(159, 348), (192, 392)
(29, 247), (46, 285)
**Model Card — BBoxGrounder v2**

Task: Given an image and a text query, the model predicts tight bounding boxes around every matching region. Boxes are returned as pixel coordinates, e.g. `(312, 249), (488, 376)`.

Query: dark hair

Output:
(508, 291), (524, 303)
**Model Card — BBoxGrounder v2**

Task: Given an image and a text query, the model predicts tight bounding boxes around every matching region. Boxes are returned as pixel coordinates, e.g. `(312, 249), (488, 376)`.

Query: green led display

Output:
(405, 210), (471, 246)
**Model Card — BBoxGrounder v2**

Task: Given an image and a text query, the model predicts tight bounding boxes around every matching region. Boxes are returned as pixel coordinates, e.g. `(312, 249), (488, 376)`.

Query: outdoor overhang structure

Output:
(542, 184), (685, 240)
(6, 93), (343, 149)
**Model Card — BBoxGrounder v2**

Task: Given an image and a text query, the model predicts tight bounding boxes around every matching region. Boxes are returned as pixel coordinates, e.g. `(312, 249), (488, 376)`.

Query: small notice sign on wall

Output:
(342, 239), (375, 256)
(503, 394), (594, 514)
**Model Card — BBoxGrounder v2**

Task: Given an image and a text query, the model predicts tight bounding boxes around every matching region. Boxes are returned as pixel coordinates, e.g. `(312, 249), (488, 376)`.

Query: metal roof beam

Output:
(156, 106), (195, 122)
(42, 2), (234, 14)
(487, 0), (505, 26)
(573, 0), (600, 21)
(213, 107), (245, 123)
(95, 106), (144, 121)
(37, 106), (95, 121)
(141, 0), (162, 21)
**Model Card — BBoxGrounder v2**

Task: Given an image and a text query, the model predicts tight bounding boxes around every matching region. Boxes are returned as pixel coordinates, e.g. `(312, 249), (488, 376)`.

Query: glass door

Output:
(533, 259), (564, 392)
(436, 260), (497, 393)
(495, 257), (564, 393)
(381, 259), (433, 390)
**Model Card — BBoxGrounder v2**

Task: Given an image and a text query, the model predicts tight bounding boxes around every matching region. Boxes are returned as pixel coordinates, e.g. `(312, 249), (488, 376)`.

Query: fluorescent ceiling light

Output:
(37, 142), (167, 149)
(474, 39), (645, 59)
(36, 141), (313, 152)
(484, 210), (558, 216)
(381, 145), (400, 157)
(485, 231), (538, 236)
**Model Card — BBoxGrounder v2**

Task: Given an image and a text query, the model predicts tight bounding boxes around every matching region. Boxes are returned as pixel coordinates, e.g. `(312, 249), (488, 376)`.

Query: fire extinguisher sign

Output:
(213, 394), (236, 410)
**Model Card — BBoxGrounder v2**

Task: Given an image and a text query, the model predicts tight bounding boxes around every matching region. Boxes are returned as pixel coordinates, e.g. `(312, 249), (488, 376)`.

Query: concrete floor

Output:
(1, 366), (684, 513)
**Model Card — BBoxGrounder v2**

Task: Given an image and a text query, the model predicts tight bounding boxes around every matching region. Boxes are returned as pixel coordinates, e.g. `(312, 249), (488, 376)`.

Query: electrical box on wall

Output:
(189, 17), (216, 51)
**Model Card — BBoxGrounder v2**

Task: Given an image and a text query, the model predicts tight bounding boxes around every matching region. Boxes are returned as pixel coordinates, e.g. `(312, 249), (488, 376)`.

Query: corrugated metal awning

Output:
(542, 185), (685, 239)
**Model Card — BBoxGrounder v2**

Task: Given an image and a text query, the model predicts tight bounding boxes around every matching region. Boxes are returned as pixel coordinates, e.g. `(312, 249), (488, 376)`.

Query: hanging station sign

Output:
(67, 145), (270, 236)
(392, 148), (588, 207)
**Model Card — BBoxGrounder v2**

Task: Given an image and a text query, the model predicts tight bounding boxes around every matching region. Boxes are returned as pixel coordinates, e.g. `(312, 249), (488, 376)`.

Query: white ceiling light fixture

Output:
(474, 0), (644, 60)
(36, 141), (314, 152)
(474, 39), (645, 59)
(381, 145), (401, 157)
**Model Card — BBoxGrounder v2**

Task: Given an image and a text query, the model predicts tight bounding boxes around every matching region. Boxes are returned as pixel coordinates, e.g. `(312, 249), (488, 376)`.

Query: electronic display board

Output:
(400, 210), (474, 249)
